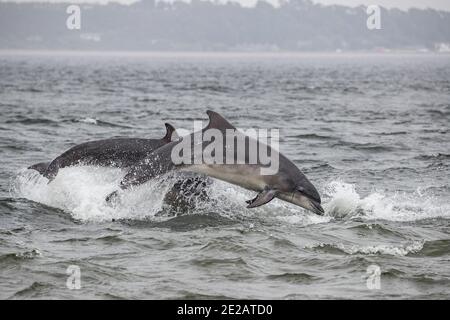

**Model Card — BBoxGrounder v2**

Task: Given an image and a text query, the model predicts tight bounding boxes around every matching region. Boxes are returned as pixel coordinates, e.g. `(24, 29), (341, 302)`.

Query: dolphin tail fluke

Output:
(163, 123), (176, 142)
(246, 188), (278, 208)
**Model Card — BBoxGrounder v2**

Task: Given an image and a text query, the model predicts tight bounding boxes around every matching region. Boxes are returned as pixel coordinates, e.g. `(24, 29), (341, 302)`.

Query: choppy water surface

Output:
(0, 53), (449, 299)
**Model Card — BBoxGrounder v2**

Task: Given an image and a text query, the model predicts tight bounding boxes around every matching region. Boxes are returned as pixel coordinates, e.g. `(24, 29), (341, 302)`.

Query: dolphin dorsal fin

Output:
(162, 123), (176, 142)
(205, 110), (236, 132)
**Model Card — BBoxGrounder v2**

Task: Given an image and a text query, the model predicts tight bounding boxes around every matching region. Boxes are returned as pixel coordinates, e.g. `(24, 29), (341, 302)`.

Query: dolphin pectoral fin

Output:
(246, 188), (278, 209)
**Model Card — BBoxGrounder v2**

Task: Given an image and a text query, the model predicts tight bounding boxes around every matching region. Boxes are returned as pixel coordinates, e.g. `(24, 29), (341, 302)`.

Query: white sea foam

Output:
(322, 180), (450, 222)
(78, 117), (98, 125)
(307, 240), (424, 256)
(12, 167), (169, 222)
(335, 241), (424, 256)
(12, 168), (449, 224)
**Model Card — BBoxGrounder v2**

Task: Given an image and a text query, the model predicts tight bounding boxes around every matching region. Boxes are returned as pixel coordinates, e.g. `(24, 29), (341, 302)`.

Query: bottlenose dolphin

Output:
(29, 123), (176, 181)
(107, 111), (324, 215)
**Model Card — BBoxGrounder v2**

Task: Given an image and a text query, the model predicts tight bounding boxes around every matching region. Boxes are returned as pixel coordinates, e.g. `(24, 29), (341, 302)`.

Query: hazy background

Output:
(1, 0), (450, 52)
(3, 0), (450, 11)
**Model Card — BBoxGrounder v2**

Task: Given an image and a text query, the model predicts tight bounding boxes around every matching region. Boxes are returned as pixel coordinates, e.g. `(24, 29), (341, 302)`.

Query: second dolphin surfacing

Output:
(28, 122), (210, 212)
(29, 123), (176, 181)
(108, 111), (324, 216)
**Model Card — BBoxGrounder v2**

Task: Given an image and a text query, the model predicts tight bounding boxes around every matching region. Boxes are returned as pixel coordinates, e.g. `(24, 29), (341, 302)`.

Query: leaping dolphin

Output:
(107, 111), (324, 215)
(29, 123), (176, 181)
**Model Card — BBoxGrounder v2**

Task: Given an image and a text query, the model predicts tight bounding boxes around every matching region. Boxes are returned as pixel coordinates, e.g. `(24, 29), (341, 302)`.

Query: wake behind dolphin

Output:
(108, 111), (324, 215)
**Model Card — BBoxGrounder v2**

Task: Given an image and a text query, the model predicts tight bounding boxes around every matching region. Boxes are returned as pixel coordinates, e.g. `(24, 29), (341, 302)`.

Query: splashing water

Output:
(323, 181), (450, 221)
(12, 167), (271, 222)
(11, 168), (449, 224)
(78, 117), (98, 125)
(306, 240), (425, 256)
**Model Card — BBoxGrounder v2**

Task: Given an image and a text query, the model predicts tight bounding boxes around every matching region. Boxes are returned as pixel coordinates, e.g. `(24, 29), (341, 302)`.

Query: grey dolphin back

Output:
(115, 110), (226, 191)
(114, 110), (264, 192)
(29, 122), (177, 181)
(108, 110), (275, 203)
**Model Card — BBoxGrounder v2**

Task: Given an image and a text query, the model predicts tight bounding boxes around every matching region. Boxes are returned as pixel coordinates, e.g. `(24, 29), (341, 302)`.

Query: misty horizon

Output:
(2, 0), (450, 12)
(1, 0), (450, 52)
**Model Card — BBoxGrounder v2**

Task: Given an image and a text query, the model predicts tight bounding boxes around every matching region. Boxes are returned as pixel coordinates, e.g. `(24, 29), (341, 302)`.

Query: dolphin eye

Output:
(297, 186), (305, 192)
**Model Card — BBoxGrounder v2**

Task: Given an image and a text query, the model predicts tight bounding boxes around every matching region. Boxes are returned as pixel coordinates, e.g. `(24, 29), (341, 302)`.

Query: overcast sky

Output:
(3, 0), (450, 11)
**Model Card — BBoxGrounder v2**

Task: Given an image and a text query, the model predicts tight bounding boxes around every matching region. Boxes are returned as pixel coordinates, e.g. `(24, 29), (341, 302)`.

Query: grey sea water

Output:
(0, 52), (449, 299)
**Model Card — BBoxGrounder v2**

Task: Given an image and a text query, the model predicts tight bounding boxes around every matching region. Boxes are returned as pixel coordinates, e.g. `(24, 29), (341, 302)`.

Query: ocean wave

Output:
(308, 241), (424, 256)
(70, 117), (131, 128)
(267, 272), (317, 283)
(378, 131), (408, 136)
(332, 141), (396, 152)
(179, 84), (231, 93)
(322, 181), (450, 221)
(289, 133), (336, 141)
(414, 153), (450, 161)
(6, 116), (59, 126)
(10, 281), (52, 299)
(411, 239), (450, 257)
(11, 167), (450, 224)
(77, 117), (98, 125)
(347, 223), (406, 238)
(0, 249), (41, 264)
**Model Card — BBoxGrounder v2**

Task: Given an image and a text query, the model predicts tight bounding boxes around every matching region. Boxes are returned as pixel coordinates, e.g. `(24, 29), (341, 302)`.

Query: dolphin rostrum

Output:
(107, 111), (324, 215)
(29, 123), (176, 181)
